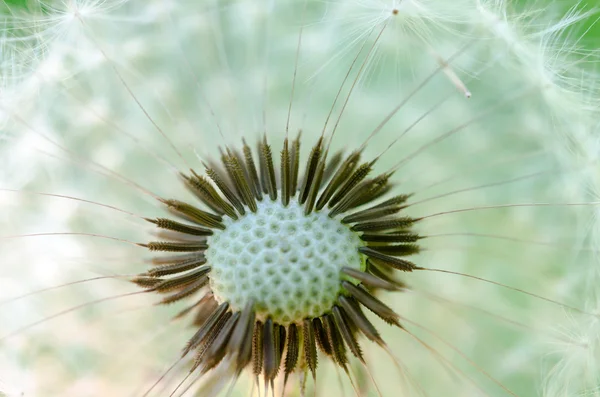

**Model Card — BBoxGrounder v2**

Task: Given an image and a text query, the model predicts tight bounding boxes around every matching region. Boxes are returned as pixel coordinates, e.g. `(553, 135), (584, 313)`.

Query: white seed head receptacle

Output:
(206, 198), (365, 325)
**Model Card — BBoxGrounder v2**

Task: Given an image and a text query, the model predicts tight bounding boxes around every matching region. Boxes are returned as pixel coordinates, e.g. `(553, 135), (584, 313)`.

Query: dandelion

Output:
(1, 0), (600, 396)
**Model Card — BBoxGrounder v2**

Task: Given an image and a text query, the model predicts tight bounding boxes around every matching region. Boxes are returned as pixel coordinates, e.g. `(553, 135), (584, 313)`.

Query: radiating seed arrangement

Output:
(134, 134), (421, 391)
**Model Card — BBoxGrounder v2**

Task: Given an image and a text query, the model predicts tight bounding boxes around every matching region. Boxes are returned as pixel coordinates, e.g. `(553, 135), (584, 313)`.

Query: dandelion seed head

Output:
(2, 0), (600, 395)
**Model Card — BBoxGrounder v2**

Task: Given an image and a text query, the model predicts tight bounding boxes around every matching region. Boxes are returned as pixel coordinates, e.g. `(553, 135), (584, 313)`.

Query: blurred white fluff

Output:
(542, 132), (600, 397)
(1, 0), (600, 396)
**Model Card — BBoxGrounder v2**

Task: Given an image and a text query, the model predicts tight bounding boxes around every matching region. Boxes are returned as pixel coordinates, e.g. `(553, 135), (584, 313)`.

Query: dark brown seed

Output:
(146, 257), (207, 278)
(263, 319), (278, 381)
(252, 320), (264, 376)
(159, 276), (208, 305)
(152, 230), (207, 243)
(366, 260), (408, 290)
(155, 273), (207, 299)
(342, 281), (400, 326)
(299, 137), (323, 204)
(351, 216), (418, 233)
(277, 324), (286, 371)
(152, 266), (212, 293)
(191, 311), (233, 372)
(146, 217), (214, 236)
(181, 173), (224, 216)
(341, 267), (400, 291)
(358, 246), (417, 272)
(290, 133), (301, 196)
(328, 162), (372, 209)
(160, 198), (225, 229)
(192, 169), (238, 211)
(259, 137), (277, 201)
(258, 141), (269, 195)
(365, 244), (421, 256)
(231, 147), (258, 199)
(224, 153), (257, 212)
(131, 276), (161, 289)
(341, 205), (405, 224)
(227, 300), (256, 370)
(281, 138), (291, 206)
(303, 318), (318, 378)
(359, 232), (420, 243)
(372, 193), (413, 209)
(323, 314), (348, 368)
(242, 139), (263, 201)
(316, 151), (362, 210)
(201, 312), (240, 373)
(312, 317), (332, 356)
(304, 157), (326, 215)
(338, 296), (384, 346)
(330, 172), (390, 216)
(321, 150), (344, 186)
(183, 302), (229, 356)
(284, 324), (299, 385)
(142, 241), (208, 252)
(149, 253), (201, 265)
(342, 173), (393, 211)
(186, 171), (238, 218)
(205, 167), (246, 216)
(332, 306), (364, 362)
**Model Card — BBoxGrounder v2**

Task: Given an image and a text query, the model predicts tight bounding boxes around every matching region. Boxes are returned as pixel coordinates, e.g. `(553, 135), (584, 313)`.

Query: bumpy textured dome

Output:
(206, 198), (365, 324)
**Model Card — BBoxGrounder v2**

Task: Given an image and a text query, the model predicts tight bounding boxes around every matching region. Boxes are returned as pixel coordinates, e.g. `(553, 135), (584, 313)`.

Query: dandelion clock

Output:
(1, 1), (600, 396)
